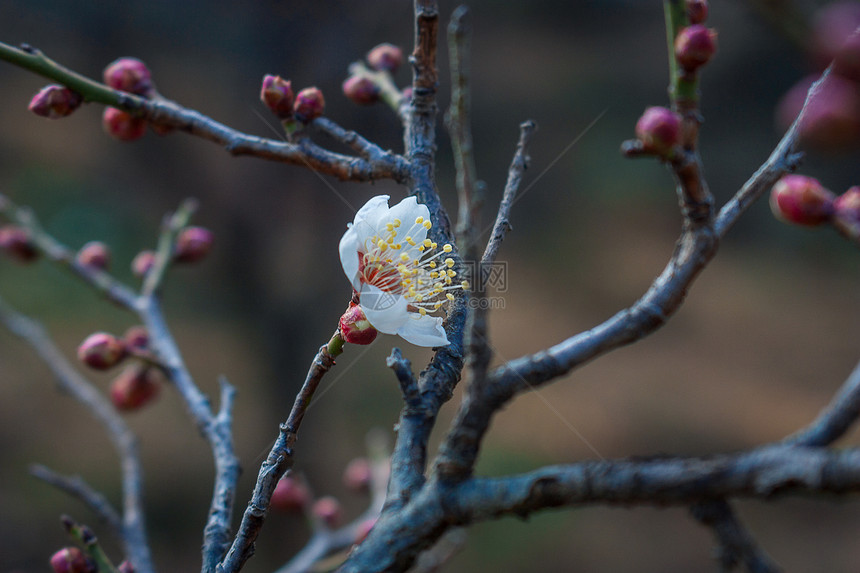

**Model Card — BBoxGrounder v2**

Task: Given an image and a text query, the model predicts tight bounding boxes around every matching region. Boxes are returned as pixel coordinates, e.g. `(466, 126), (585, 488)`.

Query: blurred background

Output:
(1, 1), (860, 571)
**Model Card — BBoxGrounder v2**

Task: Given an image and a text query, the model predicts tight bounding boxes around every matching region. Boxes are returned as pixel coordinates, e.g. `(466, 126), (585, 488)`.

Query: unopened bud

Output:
(103, 57), (153, 96)
(270, 476), (310, 512)
(833, 186), (860, 241)
(312, 496), (343, 528)
(675, 25), (717, 73)
(294, 87), (325, 122)
(0, 225), (38, 262)
(102, 107), (147, 141)
(635, 106), (682, 157)
(50, 547), (95, 573)
(811, 2), (860, 72)
(117, 561), (136, 573)
(770, 175), (836, 226)
(29, 85), (83, 119)
(110, 366), (160, 411)
(353, 517), (377, 544)
(339, 303), (378, 345)
(131, 250), (157, 278)
(342, 76), (380, 106)
(78, 332), (127, 370)
(342, 457), (372, 492)
(686, 0), (708, 24)
(123, 325), (150, 350)
(174, 226), (213, 263)
(367, 43), (404, 73)
(260, 75), (295, 119)
(76, 241), (111, 270)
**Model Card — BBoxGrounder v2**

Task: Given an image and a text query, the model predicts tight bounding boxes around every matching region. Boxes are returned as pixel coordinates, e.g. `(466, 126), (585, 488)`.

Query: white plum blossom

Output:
(339, 195), (468, 347)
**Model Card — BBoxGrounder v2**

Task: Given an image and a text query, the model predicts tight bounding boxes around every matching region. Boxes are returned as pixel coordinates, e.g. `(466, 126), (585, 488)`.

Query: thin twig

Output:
(786, 358), (860, 447)
(30, 465), (123, 536)
(690, 500), (783, 573)
(387, 348), (421, 411)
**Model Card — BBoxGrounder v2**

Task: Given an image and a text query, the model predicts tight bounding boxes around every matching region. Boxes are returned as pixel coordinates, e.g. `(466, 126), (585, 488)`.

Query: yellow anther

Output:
(400, 253), (410, 262)
(418, 245), (425, 252)
(386, 223), (395, 232)
(429, 262), (437, 269)
(461, 280), (470, 289)
(415, 216), (424, 225)
(377, 240), (388, 251)
(406, 237), (416, 246)
(419, 308), (427, 316)
(443, 244), (453, 253)
(423, 239), (433, 248)
(393, 219), (401, 227)
(446, 293), (455, 301)
(430, 271), (439, 279)
(431, 242), (437, 249)
(423, 221), (432, 230)
(387, 236), (394, 244)
(413, 259), (420, 265)
(447, 270), (456, 277)
(391, 243), (402, 249)
(445, 258), (455, 268)
(434, 302), (443, 310)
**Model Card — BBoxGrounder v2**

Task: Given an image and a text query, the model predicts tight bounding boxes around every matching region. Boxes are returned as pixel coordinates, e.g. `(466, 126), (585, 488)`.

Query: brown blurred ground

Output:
(1, 1), (860, 572)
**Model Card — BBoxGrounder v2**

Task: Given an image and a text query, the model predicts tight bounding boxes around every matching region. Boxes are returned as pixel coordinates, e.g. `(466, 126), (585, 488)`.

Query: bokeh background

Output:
(1, 1), (860, 571)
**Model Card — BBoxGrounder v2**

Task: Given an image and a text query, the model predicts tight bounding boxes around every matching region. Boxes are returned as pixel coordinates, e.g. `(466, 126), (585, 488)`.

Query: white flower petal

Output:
(397, 314), (449, 347)
(353, 195), (391, 231)
(360, 285), (409, 334)
(338, 225), (361, 287)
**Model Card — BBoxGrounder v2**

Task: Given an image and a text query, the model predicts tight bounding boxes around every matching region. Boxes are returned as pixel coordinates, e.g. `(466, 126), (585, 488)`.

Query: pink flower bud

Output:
(123, 325), (150, 350)
(811, 2), (860, 71)
(50, 547), (95, 573)
(339, 303), (378, 345)
(117, 561), (135, 573)
(832, 186), (860, 241)
(78, 332), (127, 370)
(686, 0), (708, 24)
(834, 32), (860, 82)
(777, 74), (860, 149)
(75, 241), (111, 270)
(28, 85), (83, 119)
(342, 457), (372, 492)
(312, 496), (343, 528)
(174, 226), (213, 263)
(342, 76), (380, 106)
(103, 58), (153, 96)
(293, 87), (325, 122)
(270, 476), (310, 512)
(110, 366), (160, 411)
(367, 43), (404, 73)
(675, 25), (717, 73)
(635, 106), (682, 156)
(102, 107), (147, 141)
(353, 517), (377, 544)
(131, 250), (157, 278)
(260, 75), (295, 119)
(770, 175), (836, 226)
(0, 225), (38, 262)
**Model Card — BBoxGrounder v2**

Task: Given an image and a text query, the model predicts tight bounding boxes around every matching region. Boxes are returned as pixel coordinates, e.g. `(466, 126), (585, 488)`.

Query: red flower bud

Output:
(28, 85), (83, 119)
(110, 366), (160, 411)
(293, 87), (325, 122)
(686, 0), (708, 24)
(770, 175), (836, 226)
(312, 496), (343, 528)
(832, 186), (860, 241)
(117, 561), (136, 573)
(103, 57), (153, 96)
(342, 76), (380, 106)
(102, 107), (148, 141)
(635, 106), (682, 156)
(0, 225), (38, 262)
(131, 250), (157, 278)
(78, 332), (127, 370)
(174, 226), (213, 263)
(675, 25), (717, 73)
(367, 43), (404, 73)
(339, 303), (378, 345)
(123, 325), (150, 350)
(76, 241), (111, 270)
(260, 75), (295, 119)
(270, 476), (310, 512)
(353, 517), (377, 544)
(342, 457), (372, 492)
(50, 547), (95, 573)
(777, 74), (860, 149)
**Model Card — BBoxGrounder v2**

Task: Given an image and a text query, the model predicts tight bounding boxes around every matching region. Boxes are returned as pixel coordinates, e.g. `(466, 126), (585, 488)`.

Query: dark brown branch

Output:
(690, 500), (782, 573)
